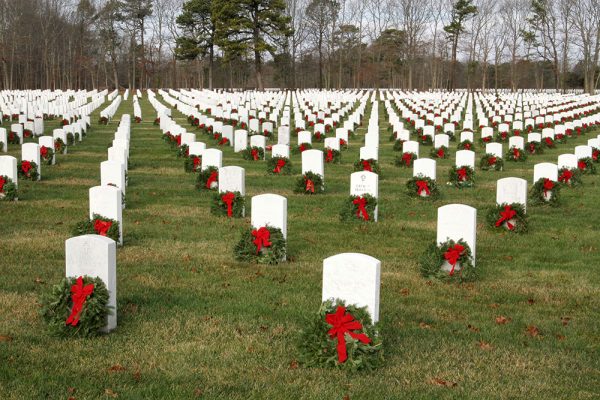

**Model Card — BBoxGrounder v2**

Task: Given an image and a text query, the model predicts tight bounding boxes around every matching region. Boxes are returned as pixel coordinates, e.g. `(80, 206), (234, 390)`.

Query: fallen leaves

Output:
(467, 324), (480, 333)
(429, 377), (457, 388)
(561, 317), (571, 326)
(400, 288), (410, 297)
(478, 341), (493, 350)
(488, 303), (499, 309)
(495, 316), (511, 325)
(527, 298), (535, 305)
(556, 334), (566, 341)
(108, 364), (126, 372)
(0, 335), (13, 342)
(419, 322), (432, 329)
(525, 325), (541, 337)
(289, 360), (298, 370)
(104, 388), (118, 398)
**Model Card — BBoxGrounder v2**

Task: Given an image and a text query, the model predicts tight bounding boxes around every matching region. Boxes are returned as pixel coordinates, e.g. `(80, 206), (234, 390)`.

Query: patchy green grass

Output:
(1, 96), (599, 399)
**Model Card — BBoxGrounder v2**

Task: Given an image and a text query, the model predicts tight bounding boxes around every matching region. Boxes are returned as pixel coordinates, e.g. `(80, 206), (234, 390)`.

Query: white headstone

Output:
(22, 143), (41, 180)
(271, 144), (289, 159)
(234, 130), (248, 153)
(0, 128), (6, 152)
(101, 161), (126, 194)
(202, 149), (223, 170)
(301, 149), (324, 178)
(0, 155), (18, 187)
(533, 162), (558, 183)
(350, 171), (379, 221)
(218, 166), (245, 196)
(403, 141), (419, 156)
(557, 154), (577, 170)
(298, 131), (312, 145)
(485, 143), (503, 158)
(496, 177), (527, 212)
(509, 136), (524, 150)
(359, 146), (378, 161)
(188, 142), (206, 156)
(575, 145), (592, 160)
(455, 150), (475, 168)
(437, 204), (477, 269)
(413, 158), (436, 180)
(434, 134), (449, 149)
(251, 194), (287, 239)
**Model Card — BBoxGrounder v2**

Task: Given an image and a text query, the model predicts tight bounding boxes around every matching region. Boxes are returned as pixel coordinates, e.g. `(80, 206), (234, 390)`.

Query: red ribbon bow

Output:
(65, 276), (95, 326)
(437, 148), (445, 158)
(176, 135), (182, 146)
(593, 150), (599, 161)
(219, 138), (229, 145)
(512, 147), (520, 159)
(402, 153), (413, 166)
(545, 137), (553, 146)
(251, 148), (259, 161)
(340, 139), (347, 146)
(326, 149), (334, 162)
(457, 167), (467, 181)
(543, 178), (554, 196)
(463, 142), (471, 150)
(362, 160), (372, 172)
(578, 160), (586, 171)
(495, 205), (517, 230)
(443, 244), (465, 276)
(221, 192), (235, 217)
(21, 161), (32, 174)
(206, 171), (218, 189)
(488, 156), (497, 166)
(192, 156), (201, 169)
(352, 196), (369, 220)
(305, 178), (315, 193)
(529, 143), (536, 153)
(251, 227), (272, 254)
(325, 306), (371, 364)
(273, 159), (286, 173)
(0, 176), (5, 192)
(94, 219), (113, 236)
(40, 146), (48, 158)
(558, 169), (573, 183)
(416, 180), (430, 196)
(299, 144), (306, 152)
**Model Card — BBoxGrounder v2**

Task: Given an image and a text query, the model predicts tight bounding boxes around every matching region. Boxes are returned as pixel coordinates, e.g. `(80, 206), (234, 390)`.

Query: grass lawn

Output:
(1, 94), (599, 399)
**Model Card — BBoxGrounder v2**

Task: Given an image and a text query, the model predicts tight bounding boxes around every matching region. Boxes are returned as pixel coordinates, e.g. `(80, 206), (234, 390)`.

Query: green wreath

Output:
(234, 225), (286, 264)
(392, 139), (405, 152)
(241, 146), (265, 161)
(294, 171), (325, 194)
(480, 135), (493, 144)
(479, 153), (504, 171)
(554, 133), (567, 144)
(419, 239), (476, 282)
(542, 137), (556, 148)
(0, 175), (18, 201)
(267, 156), (292, 175)
(313, 130), (325, 143)
(324, 148), (341, 164)
(176, 144), (189, 158)
(54, 138), (66, 154)
(457, 140), (474, 151)
(448, 165), (475, 188)
(353, 159), (381, 175)
(592, 148), (600, 163)
(485, 203), (528, 233)
(395, 152), (417, 168)
(506, 146), (527, 162)
(418, 134), (433, 146)
(297, 299), (384, 371)
(23, 129), (34, 140)
(339, 194), (377, 222)
(406, 175), (440, 200)
(162, 132), (178, 149)
(66, 132), (75, 146)
(184, 155), (202, 173)
(18, 160), (39, 180)
(577, 157), (596, 175)
(430, 146), (448, 159)
(526, 141), (543, 155)
(72, 214), (120, 243)
(196, 166), (219, 190)
(292, 143), (313, 154)
(558, 168), (583, 187)
(530, 178), (560, 207)
(39, 146), (55, 165)
(495, 131), (510, 142)
(211, 191), (245, 218)
(40, 275), (111, 338)
(8, 131), (20, 145)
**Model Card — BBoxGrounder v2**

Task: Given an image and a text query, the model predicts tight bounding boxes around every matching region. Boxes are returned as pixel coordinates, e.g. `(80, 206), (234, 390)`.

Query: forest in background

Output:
(0, 0), (599, 92)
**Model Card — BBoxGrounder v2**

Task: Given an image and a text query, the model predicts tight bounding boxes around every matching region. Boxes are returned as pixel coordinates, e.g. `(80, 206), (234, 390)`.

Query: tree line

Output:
(0, 0), (599, 92)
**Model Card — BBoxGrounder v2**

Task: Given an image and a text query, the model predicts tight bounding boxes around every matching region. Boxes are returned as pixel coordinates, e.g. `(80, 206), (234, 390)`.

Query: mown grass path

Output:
(1, 94), (599, 399)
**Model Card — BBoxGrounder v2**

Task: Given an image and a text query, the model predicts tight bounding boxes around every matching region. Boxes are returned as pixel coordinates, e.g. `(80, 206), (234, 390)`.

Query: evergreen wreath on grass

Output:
(353, 158), (380, 175)
(457, 140), (473, 151)
(395, 152), (417, 168)
(268, 156), (292, 175)
(66, 132), (75, 146)
(184, 155), (202, 173)
(211, 191), (245, 218)
(339, 194), (377, 222)
(558, 168), (582, 187)
(530, 178), (560, 206)
(161, 132), (178, 149)
(431, 146), (448, 159)
(313, 130), (325, 142)
(543, 137), (556, 148)
(406, 175), (440, 200)
(592, 147), (600, 163)
(40, 145), (54, 165)
(480, 135), (493, 144)
(506, 146), (527, 162)
(242, 146), (265, 161)
(18, 160), (39, 180)
(294, 171), (324, 194)
(176, 144), (189, 158)
(324, 148), (341, 163)
(577, 157), (596, 174)
(0, 175), (18, 201)
(486, 203), (528, 233)
(392, 139), (405, 152)
(197, 166), (219, 190)
(554, 133), (567, 144)
(526, 141), (543, 155)
(23, 129), (33, 139)
(419, 239), (476, 282)
(293, 143), (313, 154)
(8, 131), (20, 145)
(418, 134), (433, 145)
(54, 138), (66, 154)
(234, 225), (286, 264)
(479, 153), (504, 171)
(495, 131), (510, 142)
(448, 165), (475, 188)
(339, 138), (348, 150)
(297, 299), (384, 371)
(73, 214), (120, 243)
(40, 275), (111, 338)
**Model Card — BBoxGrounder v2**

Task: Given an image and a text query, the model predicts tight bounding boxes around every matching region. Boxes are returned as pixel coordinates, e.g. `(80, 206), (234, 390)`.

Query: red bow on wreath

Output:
(176, 135), (182, 146)
(273, 159), (286, 173)
(40, 146), (48, 158)
(528, 143), (536, 153)
(495, 205), (517, 230)
(416, 180), (430, 196)
(251, 148), (259, 161)
(193, 156), (201, 169)
(299, 144), (306, 152)
(94, 219), (113, 236)
(305, 178), (315, 193)
(65, 276), (95, 327)
(340, 139), (347, 146)
(457, 167), (467, 181)
(402, 153), (412, 166)
(21, 160), (32, 174)
(578, 160), (586, 171)
(326, 306), (371, 364)
(488, 156), (497, 166)
(437, 148), (445, 158)
(352, 196), (369, 220)
(206, 171), (218, 189)
(221, 192), (235, 217)
(512, 147), (520, 159)
(362, 160), (372, 172)
(0, 176), (5, 192)
(463, 142), (471, 150)
(558, 169), (573, 183)
(543, 178), (554, 196)
(545, 137), (553, 146)
(444, 244), (465, 276)
(251, 227), (272, 254)
(326, 149), (334, 162)
(593, 150), (599, 161)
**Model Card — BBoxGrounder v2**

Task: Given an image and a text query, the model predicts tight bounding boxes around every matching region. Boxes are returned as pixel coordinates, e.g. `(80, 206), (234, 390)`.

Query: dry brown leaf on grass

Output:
(528, 298), (535, 305)
(489, 303), (499, 309)
(430, 378), (457, 387)
(495, 316), (511, 325)
(467, 324), (480, 333)
(526, 325), (541, 337)
(105, 388), (118, 398)
(419, 322), (432, 329)
(478, 341), (493, 350)
(194, 388), (203, 397)
(289, 360), (298, 370)
(0, 335), (13, 342)
(556, 334), (566, 341)
(400, 288), (410, 296)
(108, 364), (126, 372)
(343, 395), (350, 400)
(561, 317), (571, 326)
